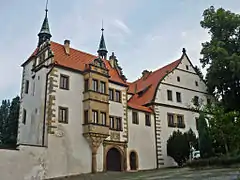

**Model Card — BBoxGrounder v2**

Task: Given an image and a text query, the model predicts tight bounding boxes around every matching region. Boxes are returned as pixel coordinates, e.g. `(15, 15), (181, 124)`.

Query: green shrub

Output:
(187, 156), (240, 168)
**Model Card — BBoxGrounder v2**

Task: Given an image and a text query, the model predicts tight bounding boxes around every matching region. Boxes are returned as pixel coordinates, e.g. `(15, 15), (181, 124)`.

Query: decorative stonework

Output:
(110, 131), (120, 141)
(46, 68), (58, 134)
(103, 140), (128, 172)
(154, 105), (164, 168)
(122, 89), (128, 141)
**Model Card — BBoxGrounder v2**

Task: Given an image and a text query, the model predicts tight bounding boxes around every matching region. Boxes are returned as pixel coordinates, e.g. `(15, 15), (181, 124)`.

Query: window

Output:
(132, 111), (139, 124)
(195, 117), (199, 130)
(167, 90), (172, 101)
(167, 113), (174, 127)
(92, 110), (98, 124)
(195, 81), (198, 86)
(193, 96), (199, 106)
(25, 80), (29, 94)
(109, 88), (114, 101)
(115, 90), (121, 102)
(84, 110), (88, 124)
(116, 117), (122, 131)
(186, 65), (189, 70)
(176, 92), (182, 102)
(60, 74), (69, 90)
(100, 81), (106, 93)
(177, 76), (180, 82)
(207, 98), (211, 105)
(22, 109), (27, 124)
(110, 116), (114, 129)
(177, 115), (185, 128)
(145, 114), (151, 126)
(92, 79), (98, 92)
(101, 112), (106, 125)
(38, 76), (40, 80)
(59, 107), (68, 123)
(32, 81), (35, 96)
(84, 79), (89, 92)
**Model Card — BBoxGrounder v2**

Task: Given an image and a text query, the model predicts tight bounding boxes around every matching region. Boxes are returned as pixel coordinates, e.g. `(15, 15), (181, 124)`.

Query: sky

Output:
(0, 0), (239, 100)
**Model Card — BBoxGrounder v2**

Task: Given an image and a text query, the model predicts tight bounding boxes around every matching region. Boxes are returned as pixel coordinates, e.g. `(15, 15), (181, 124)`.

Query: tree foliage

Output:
(205, 104), (240, 155)
(197, 112), (213, 158)
(200, 6), (240, 111)
(167, 129), (198, 166)
(0, 96), (20, 148)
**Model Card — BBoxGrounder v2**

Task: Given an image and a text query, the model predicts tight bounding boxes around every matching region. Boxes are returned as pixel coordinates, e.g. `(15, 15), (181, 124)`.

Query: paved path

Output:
(52, 167), (240, 180)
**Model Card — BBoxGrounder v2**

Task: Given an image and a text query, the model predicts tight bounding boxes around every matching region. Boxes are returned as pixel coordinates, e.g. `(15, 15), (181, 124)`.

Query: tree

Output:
(167, 130), (190, 166)
(184, 128), (198, 151)
(200, 6), (240, 111)
(0, 96), (20, 148)
(197, 112), (213, 158)
(206, 104), (240, 155)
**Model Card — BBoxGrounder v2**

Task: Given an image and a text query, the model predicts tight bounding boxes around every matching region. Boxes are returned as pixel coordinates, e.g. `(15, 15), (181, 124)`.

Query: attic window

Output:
(195, 81), (199, 86)
(177, 76), (180, 82)
(186, 65), (189, 70)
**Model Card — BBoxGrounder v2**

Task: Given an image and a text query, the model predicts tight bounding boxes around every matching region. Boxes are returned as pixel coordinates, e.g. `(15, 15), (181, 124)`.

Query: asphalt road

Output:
(51, 167), (240, 180)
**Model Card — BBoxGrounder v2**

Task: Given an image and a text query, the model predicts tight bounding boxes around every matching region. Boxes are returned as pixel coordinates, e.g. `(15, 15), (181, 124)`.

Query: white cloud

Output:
(113, 19), (131, 35)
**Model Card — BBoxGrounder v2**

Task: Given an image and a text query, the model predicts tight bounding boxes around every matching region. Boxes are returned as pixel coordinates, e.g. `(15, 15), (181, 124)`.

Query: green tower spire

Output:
(38, 1), (52, 46)
(97, 23), (108, 59)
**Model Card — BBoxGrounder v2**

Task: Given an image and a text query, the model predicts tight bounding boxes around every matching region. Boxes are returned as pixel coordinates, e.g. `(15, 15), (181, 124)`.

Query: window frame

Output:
(167, 113), (175, 127)
(116, 117), (122, 131)
(167, 90), (173, 101)
(145, 113), (151, 126)
(132, 111), (139, 124)
(195, 81), (199, 86)
(84, 79), (89, 92)
(25, 80), (29, 94)
(60, 74), (69, 90)
(84, 110), (88, 124)
(193, 96), (199, 106)
(109, 88), (114, 101)
(101, 112), (107, 126)
(92, 79), (98, 92)
(115, 90), (121, 102)
(110, 116), (114, 129)
(92, 110), (99, 124)
(22, 109), (27, 124)
(58, 106), (69, 124)
(177, 76), (180, 82)
(176, 92), (182, 103)
(100, 81), (106, 94)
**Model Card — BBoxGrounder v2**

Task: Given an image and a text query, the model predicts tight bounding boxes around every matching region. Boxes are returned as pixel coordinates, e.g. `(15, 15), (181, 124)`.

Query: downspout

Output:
(42, 64), (55, 147)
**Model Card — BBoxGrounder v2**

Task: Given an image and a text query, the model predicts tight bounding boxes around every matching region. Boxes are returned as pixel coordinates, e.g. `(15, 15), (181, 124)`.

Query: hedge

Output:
(186, 156), (240, 168)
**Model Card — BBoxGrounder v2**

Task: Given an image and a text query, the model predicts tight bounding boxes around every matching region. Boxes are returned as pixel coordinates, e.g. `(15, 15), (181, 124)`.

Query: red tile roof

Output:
(127, 59), (181, 112)
(23, 41), (128, 86)
(23, 41), (182, 113)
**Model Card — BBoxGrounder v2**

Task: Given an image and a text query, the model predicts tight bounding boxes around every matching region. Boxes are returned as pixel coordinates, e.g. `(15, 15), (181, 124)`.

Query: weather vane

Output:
(45, 0), (49, 12)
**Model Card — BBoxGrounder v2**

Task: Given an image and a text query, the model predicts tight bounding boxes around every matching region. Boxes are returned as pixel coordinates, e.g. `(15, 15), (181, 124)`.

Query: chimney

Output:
(142, 70), (151, 79)
(64, 40), (70, 55)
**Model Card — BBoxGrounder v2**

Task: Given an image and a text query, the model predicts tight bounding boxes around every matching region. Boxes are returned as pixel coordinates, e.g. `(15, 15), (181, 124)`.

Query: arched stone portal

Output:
(130, 151), (138, 170)
(106, 147), (122, 171)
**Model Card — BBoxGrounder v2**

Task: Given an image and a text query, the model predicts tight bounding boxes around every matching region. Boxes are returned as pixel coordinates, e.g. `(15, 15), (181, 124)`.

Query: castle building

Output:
(16, 7), (209, 178)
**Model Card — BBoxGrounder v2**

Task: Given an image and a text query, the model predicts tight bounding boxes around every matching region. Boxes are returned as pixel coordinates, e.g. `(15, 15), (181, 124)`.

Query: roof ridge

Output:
(51, 41), (98, 59)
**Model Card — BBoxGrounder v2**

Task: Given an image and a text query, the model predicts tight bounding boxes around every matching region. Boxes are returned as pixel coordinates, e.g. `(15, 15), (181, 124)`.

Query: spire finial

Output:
(182, 48), (186, 54)
(45, 0), (49, 13)
(101, 20), (104, 32)
(38, 0), (52, 47)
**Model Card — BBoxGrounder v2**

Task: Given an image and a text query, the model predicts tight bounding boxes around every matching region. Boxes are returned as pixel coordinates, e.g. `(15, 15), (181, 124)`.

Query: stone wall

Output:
(0, 133), (92, 180)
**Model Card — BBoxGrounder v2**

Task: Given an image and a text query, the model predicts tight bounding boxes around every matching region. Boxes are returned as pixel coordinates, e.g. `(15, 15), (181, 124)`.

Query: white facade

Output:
(154, 55), (209, 167)
(127, 109), (156, 170)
